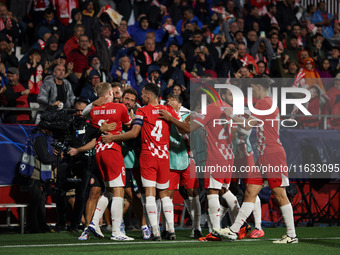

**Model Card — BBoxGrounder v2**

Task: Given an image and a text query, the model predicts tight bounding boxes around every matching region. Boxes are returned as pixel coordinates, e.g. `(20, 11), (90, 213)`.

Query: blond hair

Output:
(95, 82), (112, 97)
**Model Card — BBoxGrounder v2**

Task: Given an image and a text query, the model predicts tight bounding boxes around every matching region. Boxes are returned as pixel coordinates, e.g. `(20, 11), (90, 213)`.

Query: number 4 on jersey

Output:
(151, 120), (163, 141)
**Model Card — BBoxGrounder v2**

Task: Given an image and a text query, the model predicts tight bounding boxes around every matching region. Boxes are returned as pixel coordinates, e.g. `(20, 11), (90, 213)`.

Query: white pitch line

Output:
(1, 237), (340, 248)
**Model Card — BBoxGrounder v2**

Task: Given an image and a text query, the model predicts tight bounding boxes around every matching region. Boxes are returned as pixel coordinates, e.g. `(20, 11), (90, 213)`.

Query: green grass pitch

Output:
(0, 227), (339, 255)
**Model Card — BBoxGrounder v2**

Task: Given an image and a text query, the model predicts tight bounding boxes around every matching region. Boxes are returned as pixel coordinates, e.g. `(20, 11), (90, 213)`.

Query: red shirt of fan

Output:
(90, 102), (131, 153)
(251, 96), (285, 155)
(194, 102), (235, 162)
(134, 104), (179, 159)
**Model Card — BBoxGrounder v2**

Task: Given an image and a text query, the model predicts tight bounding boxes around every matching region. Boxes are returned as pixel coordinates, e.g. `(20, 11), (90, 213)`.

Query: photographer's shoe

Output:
(88, 222), (104, 239)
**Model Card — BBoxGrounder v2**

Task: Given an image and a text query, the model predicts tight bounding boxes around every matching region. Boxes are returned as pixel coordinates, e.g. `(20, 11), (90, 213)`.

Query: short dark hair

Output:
(74, 24), (85, 32)
(235, 30), (244, 36)
(44, 7), (54, 15)
(157, 59), (170, 68)
(192, 29), (203, 36)
(332, 46), (340, 52)
(124, 38), (135, 46)
(251, 75), (271, 90)
(111, 82), (122, 90)
(144, 83), (160, 97)
(167, 93), (183, 104)
(74, 97), (90, 105)
(122, 87), (138, 99)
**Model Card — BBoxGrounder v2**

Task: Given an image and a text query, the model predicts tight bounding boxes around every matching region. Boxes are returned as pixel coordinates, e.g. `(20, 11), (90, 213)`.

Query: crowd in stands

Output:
(0, 0), (339, 129)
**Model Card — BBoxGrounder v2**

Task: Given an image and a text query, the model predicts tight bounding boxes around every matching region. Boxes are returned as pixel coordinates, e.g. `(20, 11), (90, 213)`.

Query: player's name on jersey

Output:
(93, 109), (117, 115)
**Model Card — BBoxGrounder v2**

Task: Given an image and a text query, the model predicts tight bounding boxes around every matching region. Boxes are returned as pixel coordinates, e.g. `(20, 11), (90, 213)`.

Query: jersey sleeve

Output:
(193, 105), (215, 127)
(167, 106), (181, 120)
(134, 108), (144, 127)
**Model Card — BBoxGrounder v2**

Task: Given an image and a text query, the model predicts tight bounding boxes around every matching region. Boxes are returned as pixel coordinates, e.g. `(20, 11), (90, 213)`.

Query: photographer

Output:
(27, 119), (58, 233)
(54, 97), (95, 232)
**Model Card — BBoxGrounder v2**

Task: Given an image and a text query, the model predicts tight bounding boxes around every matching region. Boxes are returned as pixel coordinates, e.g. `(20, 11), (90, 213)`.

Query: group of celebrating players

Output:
(71, 76), (298, 244)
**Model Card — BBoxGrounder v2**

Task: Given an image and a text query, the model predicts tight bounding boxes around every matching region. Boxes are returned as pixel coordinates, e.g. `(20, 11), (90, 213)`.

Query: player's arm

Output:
(224, 107), (257, 131)
(102, 125), (141, 143)
(159, 109), (190, 133)
(68, 138), (96, 156)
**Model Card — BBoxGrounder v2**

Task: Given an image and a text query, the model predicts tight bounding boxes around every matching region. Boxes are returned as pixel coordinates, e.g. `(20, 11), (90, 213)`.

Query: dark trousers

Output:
(27, 179), (48, 233)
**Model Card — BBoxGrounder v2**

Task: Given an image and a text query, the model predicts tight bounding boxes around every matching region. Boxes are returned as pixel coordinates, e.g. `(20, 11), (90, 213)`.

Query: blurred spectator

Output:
(325, 74), (340, 129)
(81, 0), (96, 39)
(284, 36), (300, 64)
(19, 49), (44, 117)
(297, 57), (325, 92)
(52, 0), (79, 26)
(128, 15), (165, 46)
(276, 0), (298, 32)
(41, 35), (62, 70)
(311, 1), (334, 39)
(35, 8), (64, 42)
(275, 46), (299, 78)
(80, 69), (100, 102)
(92, 22), (114, 72)
(261, 4), (278, 34)
(172, 83), (188, 109)
(181, 30), (217, 62)
(37, 64), (75, 110)
(112, 55), (139, 92)
(3, 67), (30, 123)
(176, 8), (203, 35)
(67, 34), (96, 79)
(136, 37), (162, 77)
(250, 36), (275, 69)
(186, 45), (215, 77)
(308, 33), (327, 65)
(194, 1), (210, 24)
(0, 34), (19, 67)
(237, 42), (258, 72)
(65, 8), (83, 40)
(20, 28), (52, 64)
(316, 58), (335, 91)
(64, 24), (96, 58)
(299, 85), (322, 129)
(328, 47), (340, 74)
(0, 3), (20, 44)
(244, 6), (261, 33)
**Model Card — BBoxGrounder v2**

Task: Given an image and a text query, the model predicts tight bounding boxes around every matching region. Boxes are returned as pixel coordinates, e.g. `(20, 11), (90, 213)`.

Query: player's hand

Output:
(158, 109), (172, 121)
(129, 109), (135, 120)
(102, 132), (115, 143)
(100, 120), (117, 132)
(68, 147), (79, 156)
(224, 106), (233, 117)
